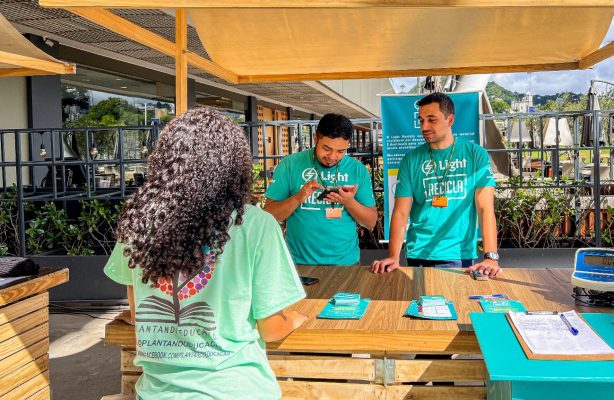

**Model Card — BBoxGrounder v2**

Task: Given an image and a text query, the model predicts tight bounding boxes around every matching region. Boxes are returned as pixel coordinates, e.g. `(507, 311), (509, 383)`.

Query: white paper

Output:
(422, 305), (452, 318)
(508, 311), (614, 355)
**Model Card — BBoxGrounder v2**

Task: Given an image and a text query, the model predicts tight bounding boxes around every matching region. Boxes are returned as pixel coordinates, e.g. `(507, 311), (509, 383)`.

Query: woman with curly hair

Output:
(104, 107), (308, 400)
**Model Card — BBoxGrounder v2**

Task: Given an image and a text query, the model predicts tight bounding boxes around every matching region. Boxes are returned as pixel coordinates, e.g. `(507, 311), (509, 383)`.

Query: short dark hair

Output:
(417, 92), (455, 117)
(316, 113), (353, 141)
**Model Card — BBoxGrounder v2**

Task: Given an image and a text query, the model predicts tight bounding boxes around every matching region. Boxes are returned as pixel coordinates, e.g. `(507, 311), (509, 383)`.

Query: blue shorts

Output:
(407, 258), (474, 268)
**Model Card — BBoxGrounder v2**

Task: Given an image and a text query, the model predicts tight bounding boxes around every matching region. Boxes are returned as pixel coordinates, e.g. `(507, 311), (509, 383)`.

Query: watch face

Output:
(485, 252), (499, 261)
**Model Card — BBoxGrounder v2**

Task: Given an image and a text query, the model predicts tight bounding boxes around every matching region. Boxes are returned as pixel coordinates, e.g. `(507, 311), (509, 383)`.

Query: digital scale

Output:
(571, 248), (614, 307)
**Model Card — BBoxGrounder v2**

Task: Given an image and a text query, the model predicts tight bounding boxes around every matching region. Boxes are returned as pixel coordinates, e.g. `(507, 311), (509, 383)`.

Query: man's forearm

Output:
(388, 213), (408, 260)
(343, 199), (377, 230)
(263, 195), (302, 222)
(480, 208), (498, 253)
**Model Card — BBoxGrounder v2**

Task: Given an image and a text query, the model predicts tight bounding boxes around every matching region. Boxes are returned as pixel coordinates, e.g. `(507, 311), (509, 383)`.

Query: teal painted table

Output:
(471, 312), (614, 400)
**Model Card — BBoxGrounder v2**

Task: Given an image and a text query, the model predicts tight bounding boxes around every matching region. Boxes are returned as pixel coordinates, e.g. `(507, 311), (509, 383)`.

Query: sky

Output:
(489, 19), (614, 96)
(389, 19), (614, 97)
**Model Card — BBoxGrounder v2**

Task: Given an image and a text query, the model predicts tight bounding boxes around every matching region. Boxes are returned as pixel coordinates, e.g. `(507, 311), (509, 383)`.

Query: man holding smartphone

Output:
(264, 113), (377, 266)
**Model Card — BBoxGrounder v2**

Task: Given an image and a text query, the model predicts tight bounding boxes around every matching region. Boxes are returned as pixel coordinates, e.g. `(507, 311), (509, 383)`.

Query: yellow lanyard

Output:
(428, 141), (456, 192)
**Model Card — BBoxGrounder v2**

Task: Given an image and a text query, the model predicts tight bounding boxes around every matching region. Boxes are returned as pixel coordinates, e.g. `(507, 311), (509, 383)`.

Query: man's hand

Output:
(371, 257), (400, 273)
(325, 185), (357, 205)
(297, 180), (324, 202)
(466, 259), (502, 278)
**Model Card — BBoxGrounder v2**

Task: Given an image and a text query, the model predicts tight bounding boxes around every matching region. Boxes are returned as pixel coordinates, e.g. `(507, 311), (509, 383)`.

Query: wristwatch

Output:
(484, 252), (500, 262)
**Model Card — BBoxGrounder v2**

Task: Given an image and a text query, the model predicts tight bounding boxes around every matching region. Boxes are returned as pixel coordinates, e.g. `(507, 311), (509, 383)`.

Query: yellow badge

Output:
(432, 196), (448, 208)
(325, 207), (342, 219)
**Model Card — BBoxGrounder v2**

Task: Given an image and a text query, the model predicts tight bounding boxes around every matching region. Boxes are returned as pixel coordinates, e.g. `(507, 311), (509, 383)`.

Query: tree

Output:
(491, 98), (511, 114)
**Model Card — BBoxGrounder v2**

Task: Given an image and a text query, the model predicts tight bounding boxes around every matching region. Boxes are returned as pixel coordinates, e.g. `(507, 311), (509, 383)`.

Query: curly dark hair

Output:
(116, 107), (253, 285)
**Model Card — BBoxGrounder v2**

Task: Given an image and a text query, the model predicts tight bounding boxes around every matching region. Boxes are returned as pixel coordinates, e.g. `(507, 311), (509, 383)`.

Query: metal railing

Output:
(1, 125), (160, 256)
(2, 110), (613, 255)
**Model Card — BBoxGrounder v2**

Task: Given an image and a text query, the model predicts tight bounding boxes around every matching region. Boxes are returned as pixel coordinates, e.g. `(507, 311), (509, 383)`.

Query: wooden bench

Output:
(104, 318), (487, 399)
(0, 269), (69, 400)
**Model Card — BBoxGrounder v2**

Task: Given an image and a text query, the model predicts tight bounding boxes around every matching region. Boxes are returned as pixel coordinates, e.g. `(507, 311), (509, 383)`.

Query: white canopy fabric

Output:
(0, 12), (75, 76)
(38, 1), (614, 83)
(189, 6), (613, 81)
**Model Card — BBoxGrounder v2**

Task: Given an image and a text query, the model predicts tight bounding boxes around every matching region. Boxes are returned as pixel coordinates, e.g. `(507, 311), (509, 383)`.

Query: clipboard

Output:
(505, 311), (614, 361)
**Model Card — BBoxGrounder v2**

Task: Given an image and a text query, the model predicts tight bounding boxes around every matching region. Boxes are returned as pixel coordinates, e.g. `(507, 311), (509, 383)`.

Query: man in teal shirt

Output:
(264, 113), (377, 266)
(372, 92), (502, 277)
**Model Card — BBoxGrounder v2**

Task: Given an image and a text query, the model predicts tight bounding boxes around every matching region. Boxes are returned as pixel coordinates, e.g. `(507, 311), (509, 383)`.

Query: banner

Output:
(381, 92), (481, 240)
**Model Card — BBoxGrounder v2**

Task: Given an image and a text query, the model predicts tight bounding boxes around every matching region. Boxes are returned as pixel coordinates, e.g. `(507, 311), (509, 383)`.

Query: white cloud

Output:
(491, 18), (614, 96)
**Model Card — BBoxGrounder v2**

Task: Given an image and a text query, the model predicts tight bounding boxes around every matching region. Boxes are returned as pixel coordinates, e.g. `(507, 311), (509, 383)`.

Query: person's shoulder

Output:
(463, 140), (485, 151)
(463, 141), (489, 157)
(242, 205), (279, 228)
(344, 155), (369, 170)
(412, 143), (430, 155)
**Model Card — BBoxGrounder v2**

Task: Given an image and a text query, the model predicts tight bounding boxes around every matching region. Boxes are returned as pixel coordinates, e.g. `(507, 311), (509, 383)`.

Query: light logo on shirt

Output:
(302, 167), (318, 182)
(421, 160), (435, 175)
(421, 158), (467, 175)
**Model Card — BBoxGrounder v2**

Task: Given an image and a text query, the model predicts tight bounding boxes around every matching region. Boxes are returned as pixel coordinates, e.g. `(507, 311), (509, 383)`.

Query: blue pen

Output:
(560, 313), (579, 336)
(468, 294), (507, 300)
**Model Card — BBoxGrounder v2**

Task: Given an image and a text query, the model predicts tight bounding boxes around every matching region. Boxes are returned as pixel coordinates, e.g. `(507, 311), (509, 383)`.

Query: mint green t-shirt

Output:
(265, 149), (376, 266)
(104, 205), (305, 400)
(395, 141), (495, 260)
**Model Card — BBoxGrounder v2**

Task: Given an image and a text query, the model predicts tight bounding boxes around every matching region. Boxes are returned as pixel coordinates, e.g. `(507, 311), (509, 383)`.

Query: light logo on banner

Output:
(380, 92), (481, 240)
(413, 100), (421, 129)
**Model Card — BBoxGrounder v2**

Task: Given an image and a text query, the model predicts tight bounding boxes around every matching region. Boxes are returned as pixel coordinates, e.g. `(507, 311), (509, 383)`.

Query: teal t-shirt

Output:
(104, 205), (305, 400)
(395, 141), (495, 260)
(265, 149), (376, 266)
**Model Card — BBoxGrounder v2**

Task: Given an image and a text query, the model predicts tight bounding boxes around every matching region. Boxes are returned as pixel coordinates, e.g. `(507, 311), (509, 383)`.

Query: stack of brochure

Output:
(479, 298), (526, 313)
(405, 295), (458, 320)
(317, 292), (371, 319)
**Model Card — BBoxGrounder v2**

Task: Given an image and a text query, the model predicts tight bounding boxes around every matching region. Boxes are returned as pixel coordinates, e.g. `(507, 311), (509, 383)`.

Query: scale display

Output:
(571, 248), (614, 292)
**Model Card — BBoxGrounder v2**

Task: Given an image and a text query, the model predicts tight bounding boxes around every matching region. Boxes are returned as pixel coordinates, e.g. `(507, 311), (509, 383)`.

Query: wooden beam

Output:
(0, 323), (48, 361)
(279, 381), (487, 400)
(0, 50), (74, 75)
(0, 269), (68, 307)
(40, 1), (614, 9)
(0, 355), (48, 397)
(0, 340), (49, 383)
(184, 52), (238, 84)
(0, 292), (48, 325)
(0, 68), (59, 77)
(64, 7), (238, 83)
(238, 62), (580, 83)
(579, 42), (614, 69)
(175, 8), (188, 115)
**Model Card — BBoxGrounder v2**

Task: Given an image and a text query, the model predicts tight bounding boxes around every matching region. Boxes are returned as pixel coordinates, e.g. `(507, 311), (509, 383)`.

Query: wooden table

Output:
(105, 267), (610, 400)
(0, 268), (69, 400)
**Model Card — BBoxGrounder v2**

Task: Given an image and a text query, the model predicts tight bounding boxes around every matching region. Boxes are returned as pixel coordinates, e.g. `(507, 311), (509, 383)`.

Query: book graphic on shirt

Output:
(136, 257), (216, 330)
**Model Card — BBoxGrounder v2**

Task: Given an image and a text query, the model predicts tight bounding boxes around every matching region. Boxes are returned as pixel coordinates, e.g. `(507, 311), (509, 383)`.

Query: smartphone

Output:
(299, 276), (320, 286)
(316, 187), (340, 200)
(472, 270), (489, 281)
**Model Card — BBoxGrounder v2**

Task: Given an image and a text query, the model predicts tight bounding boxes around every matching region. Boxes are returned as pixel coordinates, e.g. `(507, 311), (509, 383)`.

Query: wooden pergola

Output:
(39, 1), (614, 115)
(0, 12), (75, 77)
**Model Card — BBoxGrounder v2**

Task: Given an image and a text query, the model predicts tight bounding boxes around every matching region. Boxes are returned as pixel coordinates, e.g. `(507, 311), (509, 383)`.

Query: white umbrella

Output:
(543, 117), (574, 147)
